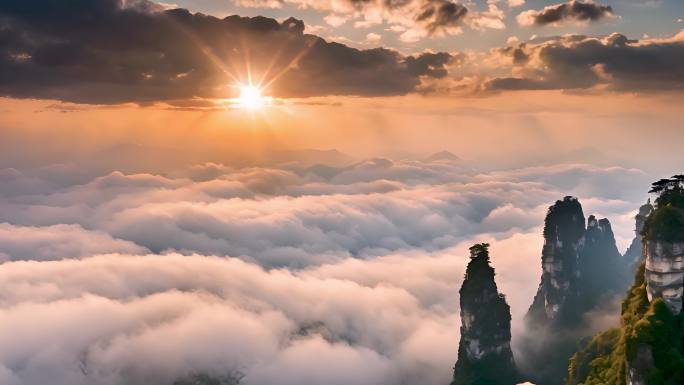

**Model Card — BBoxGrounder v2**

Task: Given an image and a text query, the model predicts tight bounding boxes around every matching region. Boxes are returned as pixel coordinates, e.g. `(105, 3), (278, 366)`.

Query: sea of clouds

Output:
(0, 156), (653, 385)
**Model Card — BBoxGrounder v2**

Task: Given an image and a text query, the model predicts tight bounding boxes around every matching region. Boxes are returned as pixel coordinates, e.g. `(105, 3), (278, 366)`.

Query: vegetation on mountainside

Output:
(648, 176), (684, 208)
(567, 263), (684, 385)
(566, 175), (684, 385)
(643, 175), (684, 242)
(643, 205), (684, 242)
(566, 328), (621, 385)
(566, 263), (646, 385)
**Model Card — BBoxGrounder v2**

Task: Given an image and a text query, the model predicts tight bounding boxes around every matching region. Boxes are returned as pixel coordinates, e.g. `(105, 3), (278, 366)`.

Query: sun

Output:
(236, 85), (266, 110)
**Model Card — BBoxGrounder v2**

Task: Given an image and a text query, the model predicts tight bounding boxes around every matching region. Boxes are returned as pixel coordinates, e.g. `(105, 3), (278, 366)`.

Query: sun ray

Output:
(164, 15), (319, 109)
(260, 39), (318, 91)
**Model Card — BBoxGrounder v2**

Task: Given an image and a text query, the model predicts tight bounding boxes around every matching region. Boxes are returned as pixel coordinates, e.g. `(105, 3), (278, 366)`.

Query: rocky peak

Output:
(638, 199), (655, 226)
(624, 199), (655, 266)
(451, 243), (519, 385)
(528, 197), (628, 328)
(586, 215), (598, 229)
(543, 196), (585, 251)
(522, 197), (630, 385)
(528, 196), (586, 326)
(582, 215), (619, 258)
(584, 216), (618, 247)
(579, 215), (627, 311)
(586, 215), (610, 232)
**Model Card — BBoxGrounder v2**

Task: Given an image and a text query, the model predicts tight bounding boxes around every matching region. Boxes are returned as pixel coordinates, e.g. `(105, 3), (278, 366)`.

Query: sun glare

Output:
(236, 85), (266, 110)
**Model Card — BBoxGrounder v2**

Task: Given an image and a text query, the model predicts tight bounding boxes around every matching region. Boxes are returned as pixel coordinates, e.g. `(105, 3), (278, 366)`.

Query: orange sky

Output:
(2, 91), (683, 175)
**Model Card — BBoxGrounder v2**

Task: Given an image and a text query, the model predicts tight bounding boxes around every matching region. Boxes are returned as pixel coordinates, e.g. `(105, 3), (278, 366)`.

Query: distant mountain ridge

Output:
(425, 151), (461, 162)
(301, 151), (463, 180)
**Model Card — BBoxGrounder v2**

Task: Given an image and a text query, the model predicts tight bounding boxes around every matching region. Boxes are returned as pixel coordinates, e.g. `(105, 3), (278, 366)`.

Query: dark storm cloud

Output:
(0, 0), (451, 104)
(487, 32), (684, 92)
(498, 45), (530, 65)
(405, 52), (453, 78)
(518, 0), (614, 26)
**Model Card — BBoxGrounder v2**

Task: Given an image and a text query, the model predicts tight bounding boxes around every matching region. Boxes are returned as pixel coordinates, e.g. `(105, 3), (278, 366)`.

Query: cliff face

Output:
(644, 240), (684, 314)
(451, 243), (519, 385)
(522, 197), (630, 385)
(526, 197), (628, 328)
(527, 196), (586, 327)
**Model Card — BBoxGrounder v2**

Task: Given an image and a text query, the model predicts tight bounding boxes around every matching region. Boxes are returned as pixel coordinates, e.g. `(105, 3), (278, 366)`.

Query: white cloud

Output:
(400, 28), (429, 43)
(366, 33), (382, 44)
(0, 157), (651, 385)
(0, 162), (648, 266)
(517, 9), (539, 27)
(0, 253), (461, 385)
(324, 14), (348, 27)
(0, 223), (148, 262)
(507, 36), (520, 45)
(468, 3), (506, 31)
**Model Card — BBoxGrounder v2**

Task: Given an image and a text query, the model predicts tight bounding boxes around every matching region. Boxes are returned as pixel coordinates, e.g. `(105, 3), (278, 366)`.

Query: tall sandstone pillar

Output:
(451, 243), (519, 385)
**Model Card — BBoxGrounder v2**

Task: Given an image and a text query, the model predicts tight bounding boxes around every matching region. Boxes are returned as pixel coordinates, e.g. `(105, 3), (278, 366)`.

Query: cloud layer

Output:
(0, 253), (462, 385)
(0, 159), (650, 266)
